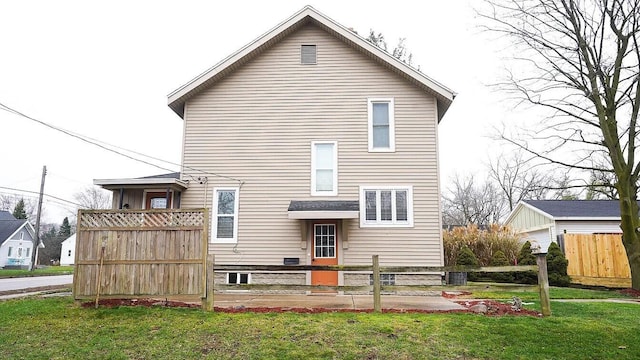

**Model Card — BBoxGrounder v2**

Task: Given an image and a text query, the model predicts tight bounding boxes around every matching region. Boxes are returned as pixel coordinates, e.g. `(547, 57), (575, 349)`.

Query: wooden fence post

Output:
(536, 253), (552, 316)
(372, 255), (381, 313)
(204, 254), (215, 311)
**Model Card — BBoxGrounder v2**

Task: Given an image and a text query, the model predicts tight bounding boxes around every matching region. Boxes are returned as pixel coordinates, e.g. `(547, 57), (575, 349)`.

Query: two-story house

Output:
(95, 6), (456, 290)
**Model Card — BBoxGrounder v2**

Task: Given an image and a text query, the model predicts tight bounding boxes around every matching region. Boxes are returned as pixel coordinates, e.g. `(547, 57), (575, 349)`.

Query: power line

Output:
(0, 102), (243, 183)
(0, 192), (78, 219)
(0, 185), (82, 207)
(0, 103), (178, 175)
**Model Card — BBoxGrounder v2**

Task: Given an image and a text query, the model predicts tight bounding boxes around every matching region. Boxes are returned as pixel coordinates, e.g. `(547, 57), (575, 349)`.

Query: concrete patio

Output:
(211, 293), (465, 311)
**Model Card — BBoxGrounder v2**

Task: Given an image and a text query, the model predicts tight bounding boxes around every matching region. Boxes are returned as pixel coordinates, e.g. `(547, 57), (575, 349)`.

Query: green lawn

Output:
(0, 266), (74, 278)
(459, 283), (632, 300)
(0, 296), (638, 359)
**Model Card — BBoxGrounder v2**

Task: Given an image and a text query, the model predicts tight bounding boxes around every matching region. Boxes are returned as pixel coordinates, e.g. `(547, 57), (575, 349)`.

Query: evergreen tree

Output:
(547, 242), (571, 287)
(12, 199), (27, 219)
(59, 217), (71, 238)
(514, 241), (538, 284)
(489, 250), (514, 283)
(456, 245), (479, 281)
(517, 241), (537, 265)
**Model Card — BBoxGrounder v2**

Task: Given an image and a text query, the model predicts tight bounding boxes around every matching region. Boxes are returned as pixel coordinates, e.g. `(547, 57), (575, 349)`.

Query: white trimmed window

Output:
(311, 141), (338, 196)
(213, 187), (239, 243)
(368, 98), (395, 152)
(359, 186), (413, 227)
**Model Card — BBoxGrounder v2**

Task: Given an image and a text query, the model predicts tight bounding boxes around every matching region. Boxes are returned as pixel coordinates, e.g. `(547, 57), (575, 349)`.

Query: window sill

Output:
(368, 148), (396, 153)
(360, 222), (413, 228)
(211, 239), (237, 244)
(311, 191), (338, 196)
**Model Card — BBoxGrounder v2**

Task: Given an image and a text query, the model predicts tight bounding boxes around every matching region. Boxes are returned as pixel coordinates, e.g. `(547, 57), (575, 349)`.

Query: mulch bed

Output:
(619, 288), (640, 298)
(83, 295), (541, 317)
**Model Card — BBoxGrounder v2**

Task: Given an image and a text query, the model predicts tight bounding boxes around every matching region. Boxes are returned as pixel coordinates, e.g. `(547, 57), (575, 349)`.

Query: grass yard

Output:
(460, 283), (633, 300)
(0, 266), (74, 278)
(0, 296), (638, 359)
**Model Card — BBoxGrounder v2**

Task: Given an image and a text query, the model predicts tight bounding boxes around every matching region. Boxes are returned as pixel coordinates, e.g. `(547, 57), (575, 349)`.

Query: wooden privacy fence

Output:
(210, 254), (551, 316)
(563, 233), (631, 288)
(74, 209), (209, 307)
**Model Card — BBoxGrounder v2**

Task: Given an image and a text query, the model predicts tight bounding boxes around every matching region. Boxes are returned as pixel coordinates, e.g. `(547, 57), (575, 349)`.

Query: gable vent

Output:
(301, 45), (317, 65)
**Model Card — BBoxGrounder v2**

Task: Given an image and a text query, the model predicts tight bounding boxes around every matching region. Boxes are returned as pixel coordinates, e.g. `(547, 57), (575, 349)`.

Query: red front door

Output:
(311, 222), (338, 289)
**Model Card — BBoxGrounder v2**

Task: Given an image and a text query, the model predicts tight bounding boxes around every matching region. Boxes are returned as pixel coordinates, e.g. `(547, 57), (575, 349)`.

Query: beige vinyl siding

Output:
(180, 23), (441, 266)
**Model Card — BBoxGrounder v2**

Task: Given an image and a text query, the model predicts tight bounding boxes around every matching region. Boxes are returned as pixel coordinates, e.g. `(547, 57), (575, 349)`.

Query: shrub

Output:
(443, 224), (521, 266)
(547, 242), (571, 287)
(489, 250), (514, 283)
(456, 245), (479, 281)
(514, 241), (539, 284)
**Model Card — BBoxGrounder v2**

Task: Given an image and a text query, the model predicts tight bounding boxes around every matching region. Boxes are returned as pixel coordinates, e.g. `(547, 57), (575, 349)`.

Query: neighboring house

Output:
(505, 200), (625, 251)
(0, 211), (36, 269)
(95, 6), (456, 290)
(60, 234), (76, 266)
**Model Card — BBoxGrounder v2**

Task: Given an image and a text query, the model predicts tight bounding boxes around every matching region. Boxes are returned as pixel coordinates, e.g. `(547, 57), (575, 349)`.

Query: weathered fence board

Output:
(74, 209), (208, 303)
(564, 233), (631, 288)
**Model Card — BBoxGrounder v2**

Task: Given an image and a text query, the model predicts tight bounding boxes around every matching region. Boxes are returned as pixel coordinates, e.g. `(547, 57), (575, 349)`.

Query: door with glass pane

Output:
(311, 222), (338, 289)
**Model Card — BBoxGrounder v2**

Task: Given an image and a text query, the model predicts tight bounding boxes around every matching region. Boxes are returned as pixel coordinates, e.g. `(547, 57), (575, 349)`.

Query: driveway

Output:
(0, 275), (73, 292)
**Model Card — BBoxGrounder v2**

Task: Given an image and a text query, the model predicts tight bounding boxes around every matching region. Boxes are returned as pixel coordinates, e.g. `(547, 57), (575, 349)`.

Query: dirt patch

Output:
(84, 297), (540, 316)
(619, 288), (640, 298)
(441, 291), (472, 298)
(82, 298), (201, 309)
(453, 299), (541, 316)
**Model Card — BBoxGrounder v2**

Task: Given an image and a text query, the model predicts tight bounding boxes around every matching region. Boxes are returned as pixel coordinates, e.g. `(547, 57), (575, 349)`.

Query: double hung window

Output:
(213, 188), (239, 243)
(311, 141), (337, 196)
(368, 98), (395, 152)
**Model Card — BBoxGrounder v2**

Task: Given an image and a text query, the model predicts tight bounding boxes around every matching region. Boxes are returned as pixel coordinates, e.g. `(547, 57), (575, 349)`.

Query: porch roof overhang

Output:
(93, 177), (188, 191)
(287, 200), (359, 219)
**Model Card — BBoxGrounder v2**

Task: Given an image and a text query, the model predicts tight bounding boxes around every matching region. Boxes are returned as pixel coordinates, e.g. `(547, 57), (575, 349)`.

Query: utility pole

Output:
(30, 165), (46, 271)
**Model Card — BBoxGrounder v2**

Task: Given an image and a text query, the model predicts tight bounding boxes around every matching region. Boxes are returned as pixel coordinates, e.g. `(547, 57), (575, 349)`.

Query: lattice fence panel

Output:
(79, 210), (205, 228)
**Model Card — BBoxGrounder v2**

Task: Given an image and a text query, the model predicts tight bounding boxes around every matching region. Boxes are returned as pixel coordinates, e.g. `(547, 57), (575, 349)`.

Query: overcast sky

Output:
(0, 0), (516, 223)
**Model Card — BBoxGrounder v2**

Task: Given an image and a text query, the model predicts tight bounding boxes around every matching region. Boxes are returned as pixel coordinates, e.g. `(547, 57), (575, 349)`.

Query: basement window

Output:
(227, 273), (250, 284)
(369, 273), (396, 286)
(301, 45), (317, 64)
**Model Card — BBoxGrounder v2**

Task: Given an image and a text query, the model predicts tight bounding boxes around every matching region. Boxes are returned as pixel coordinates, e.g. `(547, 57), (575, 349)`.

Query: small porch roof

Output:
(287, 200), (359, 219)
(94, 172), (188, 191)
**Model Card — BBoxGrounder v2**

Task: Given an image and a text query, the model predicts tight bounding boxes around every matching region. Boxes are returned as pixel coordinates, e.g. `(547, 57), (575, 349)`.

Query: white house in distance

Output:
(60, 234), (76, 266)
(0, 211), (36, 269)
(505, 200), (624, 251)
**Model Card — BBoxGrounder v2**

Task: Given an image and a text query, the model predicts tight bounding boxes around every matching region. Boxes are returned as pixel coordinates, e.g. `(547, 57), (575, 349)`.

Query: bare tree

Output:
(480, 0), (640, 288)
(488, 150), (555, 210)
(0, 194), (39, 223)
(442, 174), (508, 226)
(366, 29), (415, 66)
(73, 186), (111, 210)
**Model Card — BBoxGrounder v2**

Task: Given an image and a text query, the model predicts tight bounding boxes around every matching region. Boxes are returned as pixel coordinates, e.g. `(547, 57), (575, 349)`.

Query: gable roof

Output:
(524, 200), (624, 218)
(167, 6), (456, 121)
(0, 217), (34, 246)
(511, 200), (629, 222)
(61, 233), (76, 245)
(0, 211), (16, 221)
